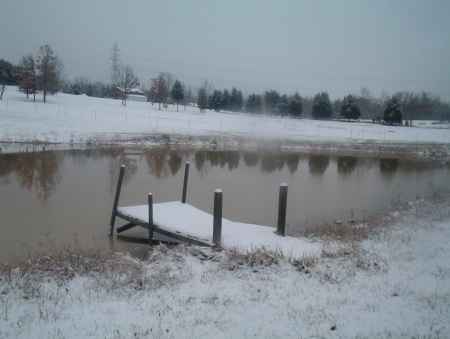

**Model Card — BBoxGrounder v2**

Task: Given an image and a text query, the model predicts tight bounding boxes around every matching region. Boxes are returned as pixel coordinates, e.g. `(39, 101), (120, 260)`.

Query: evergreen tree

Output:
(245, 94), (262, 115)
(230, 87), (243, 113)
(289, 92), (302, 118)
(264, 90), (281, 115)
(275, 94), (289, 116)
(221, 89), (230, 112)
(86, 84), (93, 97)
(19, 54), (38, 101)
(170, 79), (184, 112)
(383, 97), (403, 125)
(0, 59), (15, 100)
(340, 94), (361, 120)
(312, 92), (333, 119)
(236, 90), (243, 113)
(36, 44), (63, 103)
(197, 87), (208, 113)
(209, 90), (222, 112)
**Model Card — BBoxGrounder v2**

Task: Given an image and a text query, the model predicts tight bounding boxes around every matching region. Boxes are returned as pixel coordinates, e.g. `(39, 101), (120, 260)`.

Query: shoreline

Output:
(1, 135), (449, 160)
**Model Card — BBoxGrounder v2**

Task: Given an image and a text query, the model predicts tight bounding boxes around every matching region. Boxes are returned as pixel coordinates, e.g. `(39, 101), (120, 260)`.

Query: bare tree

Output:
(196, 80), (213, 113)
(36, 44), (63, 103)
(19, 54), (38, 101)
(149, 75), (168, 110)
(118, 65), (139, 106)
(159, 72), (173, 99)
(184, 85), (194, 110)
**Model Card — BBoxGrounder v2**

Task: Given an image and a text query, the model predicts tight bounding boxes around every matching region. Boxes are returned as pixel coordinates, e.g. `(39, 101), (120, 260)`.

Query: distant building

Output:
(108, 87), (146, 101)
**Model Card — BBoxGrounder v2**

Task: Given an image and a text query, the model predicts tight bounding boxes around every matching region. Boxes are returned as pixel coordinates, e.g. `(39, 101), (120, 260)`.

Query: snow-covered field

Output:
(0, 192), (449, 338)
(1, 86), (449, 150)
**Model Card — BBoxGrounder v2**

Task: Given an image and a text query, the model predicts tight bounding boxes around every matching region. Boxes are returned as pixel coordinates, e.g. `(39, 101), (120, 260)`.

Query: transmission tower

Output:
(109, 42), (121, 86)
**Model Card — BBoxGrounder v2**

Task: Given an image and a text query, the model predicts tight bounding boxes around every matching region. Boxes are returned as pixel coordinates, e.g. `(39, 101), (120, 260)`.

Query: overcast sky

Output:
(1, 0), (449, 100)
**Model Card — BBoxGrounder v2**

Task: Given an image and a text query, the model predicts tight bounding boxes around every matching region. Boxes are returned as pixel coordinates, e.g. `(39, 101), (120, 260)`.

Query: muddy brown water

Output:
(1, 147), (449, 263)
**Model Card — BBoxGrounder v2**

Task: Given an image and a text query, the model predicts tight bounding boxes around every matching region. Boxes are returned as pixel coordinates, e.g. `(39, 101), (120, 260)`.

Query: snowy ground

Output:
(1, 86), (449, 155)
(0, 191), (448, 338)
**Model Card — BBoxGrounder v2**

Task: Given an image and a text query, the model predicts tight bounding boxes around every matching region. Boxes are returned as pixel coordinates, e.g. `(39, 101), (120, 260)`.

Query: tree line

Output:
(2, 45), (449, 122)
(1, 44), (63, 103)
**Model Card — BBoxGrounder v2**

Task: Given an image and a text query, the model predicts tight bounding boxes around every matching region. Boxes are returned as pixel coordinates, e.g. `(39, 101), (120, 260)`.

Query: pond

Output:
(1, 147), (449, 263)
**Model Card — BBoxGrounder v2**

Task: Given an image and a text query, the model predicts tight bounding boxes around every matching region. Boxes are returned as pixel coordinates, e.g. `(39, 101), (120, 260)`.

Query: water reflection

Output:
(379, 158), (399, 172)
(337, 156), (358, 175)
(168, 151), (182, 176)
(309, 155), (330, 174)
(243, 152), (260, 167)
(286, 153), (300, 174)
(145, 149), (169, 178)
(0, 151), (61, 200)
(1, 147), (449, 202)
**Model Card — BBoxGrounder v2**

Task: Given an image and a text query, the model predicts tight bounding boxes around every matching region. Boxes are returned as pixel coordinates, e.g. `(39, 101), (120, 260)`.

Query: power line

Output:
(120, 53), (449, 85)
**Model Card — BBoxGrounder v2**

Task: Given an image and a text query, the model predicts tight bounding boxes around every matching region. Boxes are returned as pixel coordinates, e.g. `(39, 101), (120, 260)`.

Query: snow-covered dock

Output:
(109, 164), (320, 257)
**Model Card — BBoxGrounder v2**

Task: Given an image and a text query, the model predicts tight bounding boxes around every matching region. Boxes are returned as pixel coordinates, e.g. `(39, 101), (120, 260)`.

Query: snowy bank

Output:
(1, 191), (449, 338)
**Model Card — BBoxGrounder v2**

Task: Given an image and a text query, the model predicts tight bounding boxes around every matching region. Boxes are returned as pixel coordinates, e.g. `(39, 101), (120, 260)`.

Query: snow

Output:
(1, 199), (449, 338)
(0, 86), (448, 148)
(118, 201), (320, 257)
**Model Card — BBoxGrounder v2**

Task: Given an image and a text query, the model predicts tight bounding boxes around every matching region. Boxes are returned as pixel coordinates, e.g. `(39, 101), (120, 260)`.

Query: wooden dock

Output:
(109, 163), (320, 256)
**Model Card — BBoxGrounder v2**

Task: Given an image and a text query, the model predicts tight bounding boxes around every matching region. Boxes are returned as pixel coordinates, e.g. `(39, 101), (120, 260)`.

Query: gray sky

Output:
(1, 0), (449, 100)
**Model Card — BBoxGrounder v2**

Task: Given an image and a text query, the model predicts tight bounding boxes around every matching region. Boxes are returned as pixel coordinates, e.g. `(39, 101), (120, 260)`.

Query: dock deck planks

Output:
(116, 201), (320, 256)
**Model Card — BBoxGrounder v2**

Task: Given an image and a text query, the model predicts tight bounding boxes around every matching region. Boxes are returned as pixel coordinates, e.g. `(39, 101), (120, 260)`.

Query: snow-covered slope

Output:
(1, 86), (448, 147)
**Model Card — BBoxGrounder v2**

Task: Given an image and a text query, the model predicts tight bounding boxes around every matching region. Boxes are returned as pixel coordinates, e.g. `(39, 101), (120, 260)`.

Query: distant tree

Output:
(73, 76), (90, 95)
(264, 90), (281, 115)
(289, 92), (302, 118)
(312, 92), (333, 119)
(245, 94), (262, 115)
(19, 54), (38, 101)
(170, 79), (184, 112)
(197, 87), (208, 113)
(275, 94), (289, 116)
(340, 94), (361, 120)
(0, 59), (15, 100)
(86, 84), (93, 97)
(150, 75), (167, 110)
(209, 90), (222, 112)
(36, 44), (63, 103)
(383, 97), (403, 125)
(230, 87), (243, 113)
(302, 96), (313, 118)
(159, 72), (174, 99)
(357, 86), (373, 119)
(118, 64), (139, 106)
(183, 85), (194, 110)
(221, 89), (230, 112)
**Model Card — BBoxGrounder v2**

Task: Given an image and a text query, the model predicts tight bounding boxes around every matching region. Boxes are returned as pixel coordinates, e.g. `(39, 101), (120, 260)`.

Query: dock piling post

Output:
(277, 184), (288, 236)
(109, 165), (125, 235)
(213, 189), (223, 248)
(148, 193), (154, 244)
(181, 162), (190, 203)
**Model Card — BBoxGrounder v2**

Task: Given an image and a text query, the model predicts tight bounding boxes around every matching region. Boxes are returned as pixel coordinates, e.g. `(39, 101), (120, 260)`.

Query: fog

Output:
(1, 0), (449, 100)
